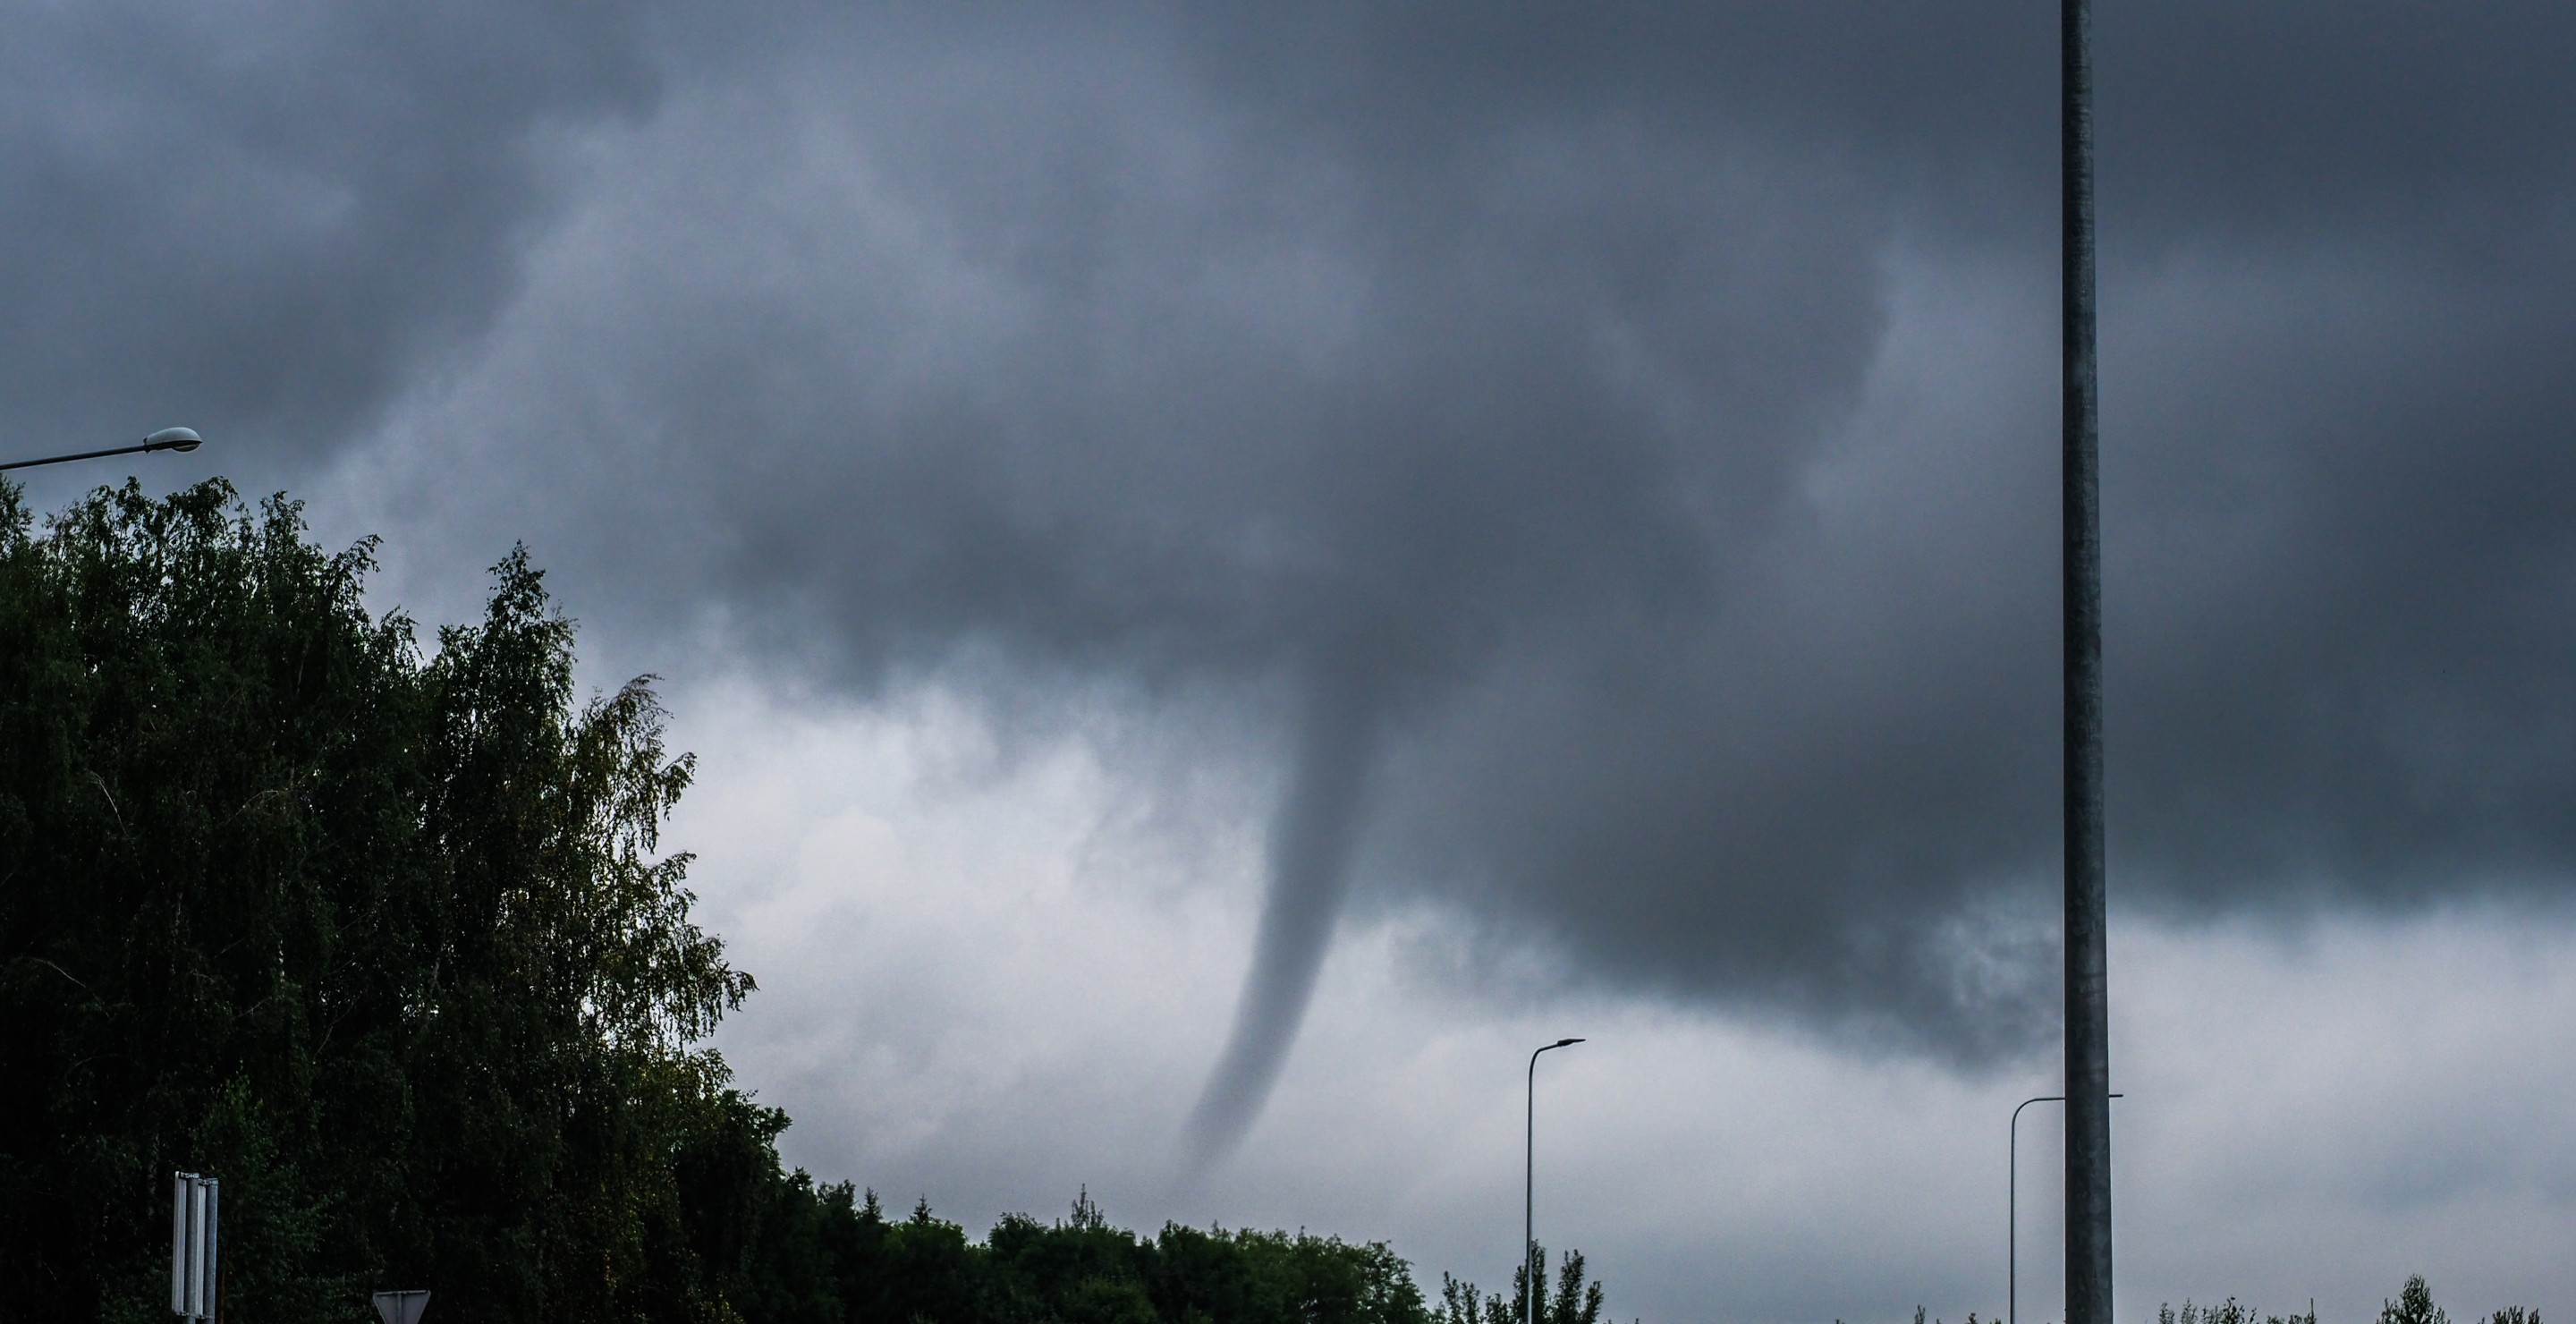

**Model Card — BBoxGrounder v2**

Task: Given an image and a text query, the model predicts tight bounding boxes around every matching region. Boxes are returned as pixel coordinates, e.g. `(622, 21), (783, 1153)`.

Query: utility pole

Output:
(2060, 4), (2112, 1324)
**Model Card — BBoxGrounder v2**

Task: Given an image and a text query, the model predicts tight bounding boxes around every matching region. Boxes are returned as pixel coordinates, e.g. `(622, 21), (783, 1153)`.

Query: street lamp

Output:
(2010, 1091), (2121, 1324)
(1525, 1037), (1584, 1324)
(1, 427), (205, 473)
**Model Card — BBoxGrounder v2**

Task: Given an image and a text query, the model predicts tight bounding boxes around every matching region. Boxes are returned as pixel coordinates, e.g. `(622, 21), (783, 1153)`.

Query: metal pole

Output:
(204, 1178), (219, 1324)
(2060, 1), (2112, 1323)
(173, 1173), (192, 1317)
(1525, 1038), (1582, 1324)
(186, 1176), (207, 1319)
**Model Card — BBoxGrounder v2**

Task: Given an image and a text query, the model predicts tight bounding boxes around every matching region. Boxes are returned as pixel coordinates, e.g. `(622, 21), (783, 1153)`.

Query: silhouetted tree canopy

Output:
(1, 478), (753, 1321)
(0, 479), (1589, 1324)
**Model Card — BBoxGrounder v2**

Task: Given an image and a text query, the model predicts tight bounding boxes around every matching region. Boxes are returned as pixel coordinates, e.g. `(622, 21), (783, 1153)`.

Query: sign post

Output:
(170, 1172), (218, 1321)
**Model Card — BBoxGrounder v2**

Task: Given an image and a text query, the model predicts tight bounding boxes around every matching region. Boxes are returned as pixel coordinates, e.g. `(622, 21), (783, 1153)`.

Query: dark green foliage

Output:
(2155, 1277), (2540, 1324)
(1431, 1246), (1602, 1324)
(1436, 1272), (1513, 1324)
(2161, 1300), (2302, 1324)
(2383, 1278), (2450, 1324)
(0, 479), (1591, 1324)
(0, 479), (755, 1322)
(701, 1182), (1445, 1324)
(2381, 1277), (2546, 1324)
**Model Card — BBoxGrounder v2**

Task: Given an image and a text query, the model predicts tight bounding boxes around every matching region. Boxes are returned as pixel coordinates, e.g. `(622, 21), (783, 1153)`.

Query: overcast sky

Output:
(9, 4), (2576, 1321)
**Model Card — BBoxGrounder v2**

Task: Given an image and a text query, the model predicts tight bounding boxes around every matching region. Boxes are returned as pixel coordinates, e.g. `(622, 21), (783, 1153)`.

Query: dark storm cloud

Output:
(20, 2), (2576, 1147)
(0, 1), (658, 458)
(1182, 3), (2576, 235)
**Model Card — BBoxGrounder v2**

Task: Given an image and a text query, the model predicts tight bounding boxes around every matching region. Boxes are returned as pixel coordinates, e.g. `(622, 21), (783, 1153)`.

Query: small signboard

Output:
(170, 1172), (218, 1320)
(373, 1289), (431, 1324)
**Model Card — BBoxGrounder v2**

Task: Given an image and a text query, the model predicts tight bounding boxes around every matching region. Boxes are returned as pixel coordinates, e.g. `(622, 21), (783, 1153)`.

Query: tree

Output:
(0, 478), (1598, 1324)
(1431, 1246), (1601, 1324)
(2384, 1277), (2451, 1324)
(0, 478), (754, 1322)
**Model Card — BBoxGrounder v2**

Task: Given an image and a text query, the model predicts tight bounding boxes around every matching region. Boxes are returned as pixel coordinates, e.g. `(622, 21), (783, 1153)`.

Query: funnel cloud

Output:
(1186, 683), (1377, 1171)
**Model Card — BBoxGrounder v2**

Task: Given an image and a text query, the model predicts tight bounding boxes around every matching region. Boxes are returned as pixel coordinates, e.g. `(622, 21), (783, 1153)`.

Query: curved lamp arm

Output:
(3, 428), (204, 473)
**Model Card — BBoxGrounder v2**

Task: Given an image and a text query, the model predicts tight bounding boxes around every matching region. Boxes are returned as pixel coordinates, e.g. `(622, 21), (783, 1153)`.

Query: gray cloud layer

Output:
(0, 1), (659, 456)
(14, 2), (2576, 1150)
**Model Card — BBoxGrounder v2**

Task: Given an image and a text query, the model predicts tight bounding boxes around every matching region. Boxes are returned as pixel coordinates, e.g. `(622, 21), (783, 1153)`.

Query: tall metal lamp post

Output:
(1524, 1037), (1584, 1324)
(2059, 0), (2114, 1321)
(2, 427), (204, 473)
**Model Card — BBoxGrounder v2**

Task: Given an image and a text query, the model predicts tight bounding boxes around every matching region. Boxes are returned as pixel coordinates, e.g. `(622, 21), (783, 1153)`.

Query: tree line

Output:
(1904, 1273), (2540, 1324)
(2150, 1276), (2538, 1324)
(0, 478), (1614, 1324)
